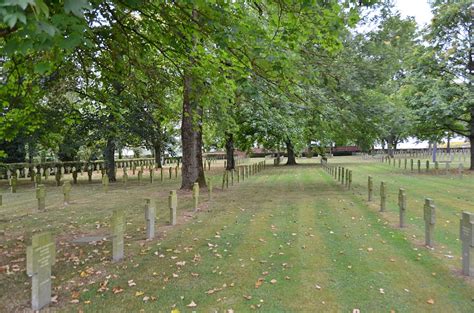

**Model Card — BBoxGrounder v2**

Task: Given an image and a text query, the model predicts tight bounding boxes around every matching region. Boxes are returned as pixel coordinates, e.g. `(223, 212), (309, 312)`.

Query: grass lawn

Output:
(1, 157), (473, 312)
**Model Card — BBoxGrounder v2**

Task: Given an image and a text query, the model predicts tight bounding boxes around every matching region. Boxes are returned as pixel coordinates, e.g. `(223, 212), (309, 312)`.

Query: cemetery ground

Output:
(1, 157), (474, 312)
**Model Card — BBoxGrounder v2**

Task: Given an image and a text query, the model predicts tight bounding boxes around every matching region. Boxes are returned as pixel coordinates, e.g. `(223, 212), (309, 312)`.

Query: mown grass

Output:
(1, 156), (473, 312)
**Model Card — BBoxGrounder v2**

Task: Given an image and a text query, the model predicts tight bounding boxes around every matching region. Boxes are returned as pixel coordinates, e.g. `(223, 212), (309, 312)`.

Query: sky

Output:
(394, 0), (433, 27)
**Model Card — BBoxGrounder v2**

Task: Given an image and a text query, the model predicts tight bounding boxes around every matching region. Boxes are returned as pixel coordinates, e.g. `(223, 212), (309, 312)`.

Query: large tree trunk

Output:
(153, 140), (162, 168)
(225, 132), (235, 170)
(181, 70), (206, 189)
(286, 139), (297, 165)
(104, 137), (116, 182)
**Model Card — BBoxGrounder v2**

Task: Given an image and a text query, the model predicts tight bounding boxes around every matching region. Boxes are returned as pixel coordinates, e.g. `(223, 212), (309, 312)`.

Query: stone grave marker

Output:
(36, 184), (46, 211)
(425, 160), (429, 172)
(410, 159), (414, 172)
(55, 168), (61, 186)
(26, 232), (56, 311)
(10, 175), (17, 193)
(169, 190), (177, 226)
(417, 160), (421, 173)
(102, 174), (109, 192)
(445, 162), (450, 175)
(44, 168), (50, 181)
(87, 166), (93, 183)
(231, 169), (234, 186)
(123, 170), (128, 185)
(169, 167), (172, 179)
(348, 170), (352, 189)
(145, 199), (156, 240)
(458, 163), (463, 178)
(398, 188), (406, 227)
(138, 169), (143, 183)
(380, 181), (386, 212)
(207, 178), (213, 202)
(62, 181), (72, 205)
(423, 198), (435, 247)
(149, 168), (154, 183)
(111, 209), (125, 262)
(460, 212), (474, 276)
(175, 166), (178, 178)
(193, 182), (199, 211)
(72, 167), (78, 184)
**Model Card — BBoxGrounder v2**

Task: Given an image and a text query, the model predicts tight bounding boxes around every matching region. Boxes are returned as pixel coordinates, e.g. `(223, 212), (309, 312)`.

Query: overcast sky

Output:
(394, 0), (433, 26)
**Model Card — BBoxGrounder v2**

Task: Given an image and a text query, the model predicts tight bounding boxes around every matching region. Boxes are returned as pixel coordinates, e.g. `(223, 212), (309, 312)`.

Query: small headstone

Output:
(423, 198), (436, 247)
(145, 199), (156, 240)
(458, 163), (463, 178)
(138, 169), (143, 183)
(36, 184), (46, 211)
(169, 190), (177, 226)
(380, 181), (386, 212)
(169, 167), (172, 179)
(398, 188), (407, 228)
(102, 174), (109, 193)
(87, 167), (93, 183)
(55, 169), (61, 186)
(9, 175), (17, 193)
(111, 209), (125, 262)
(417, 160), (421, 173)
(122, 171), (128, 185)
(72, 167), (78, 184)
(207, 178), (213, 202)
(149, 168), (154, 183)
(193, 182), (199, 211)
(44, 168), (50, 181)
(175, 166), (178, 178)
(62, 181), (72, 205)
(26, 232), (56, 311)
(460, 212), (474, 276)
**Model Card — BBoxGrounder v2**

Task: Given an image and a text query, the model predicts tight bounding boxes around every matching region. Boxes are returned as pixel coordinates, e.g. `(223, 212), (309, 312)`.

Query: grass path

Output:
(2, 160), (474, 312)
(62, 163), (473, 312)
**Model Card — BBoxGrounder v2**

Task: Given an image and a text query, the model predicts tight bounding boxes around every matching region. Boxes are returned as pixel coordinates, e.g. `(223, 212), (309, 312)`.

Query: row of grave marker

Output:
(321, 160), (353, 189)
(320, 160), (473, 278)
(367, 176), (474, 278)
(377, 156), (467, 177)
(24, 159), (269, 311)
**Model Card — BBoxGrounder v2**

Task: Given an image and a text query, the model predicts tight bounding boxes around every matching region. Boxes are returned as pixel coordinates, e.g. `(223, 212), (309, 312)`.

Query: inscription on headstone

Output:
(26, 232), (55, 311)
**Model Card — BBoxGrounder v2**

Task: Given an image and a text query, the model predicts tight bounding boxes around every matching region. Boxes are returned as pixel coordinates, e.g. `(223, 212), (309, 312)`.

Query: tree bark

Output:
(225, 132), (235, 170)
(153, 140), (162, 168)
(181, 70), (206, 189)
(286, 139), (297, 165)
(104, 137), (116, 182)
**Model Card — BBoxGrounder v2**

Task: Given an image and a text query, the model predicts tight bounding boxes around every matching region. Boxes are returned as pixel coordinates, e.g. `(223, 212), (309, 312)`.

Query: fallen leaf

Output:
(187, 300), (197, 308)
(135, 291), (144, 297)
(255, 278), (264, 288)
(270, 279), (277, 284)
(112, 286), (123, 294)
(427, 299), (435, 305)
